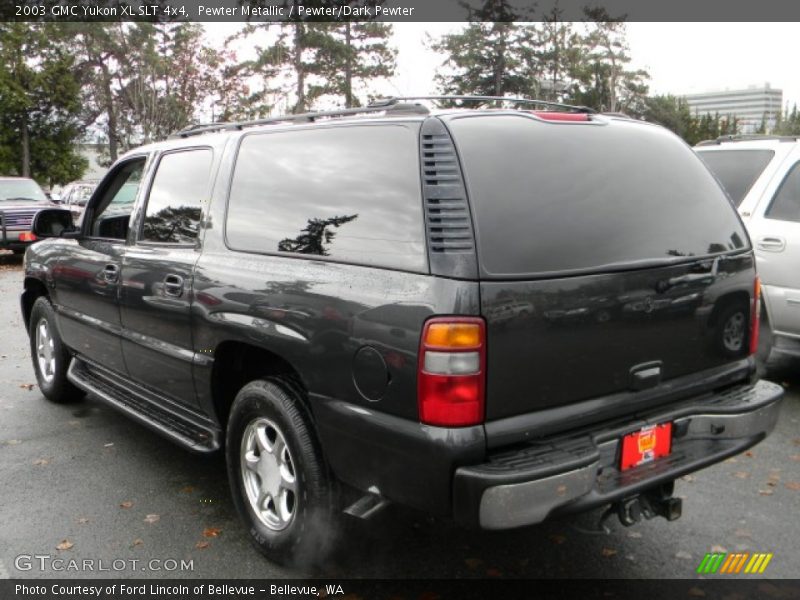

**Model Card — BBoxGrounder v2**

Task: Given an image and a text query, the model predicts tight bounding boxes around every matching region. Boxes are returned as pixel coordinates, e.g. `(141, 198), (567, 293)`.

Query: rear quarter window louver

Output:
(420, 118), (478, 279)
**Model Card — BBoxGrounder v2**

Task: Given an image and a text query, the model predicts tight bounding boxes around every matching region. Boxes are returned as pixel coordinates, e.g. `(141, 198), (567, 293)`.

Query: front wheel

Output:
(226, 378), (337, 566)
(28, 297), (84, 404)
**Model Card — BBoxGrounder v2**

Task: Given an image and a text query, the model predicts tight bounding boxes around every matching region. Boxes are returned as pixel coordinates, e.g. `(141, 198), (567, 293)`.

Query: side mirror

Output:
(31, 209), (78, 239)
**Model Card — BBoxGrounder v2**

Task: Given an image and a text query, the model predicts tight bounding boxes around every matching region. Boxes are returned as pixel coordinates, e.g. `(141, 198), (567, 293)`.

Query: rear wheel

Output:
(226, 378), (337, 566)
(715, 303), (748, 358)
(28, 297), (84, 404)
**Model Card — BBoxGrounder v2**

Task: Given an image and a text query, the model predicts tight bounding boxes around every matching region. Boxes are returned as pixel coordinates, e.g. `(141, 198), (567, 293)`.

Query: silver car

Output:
(696, 136), (800, 362)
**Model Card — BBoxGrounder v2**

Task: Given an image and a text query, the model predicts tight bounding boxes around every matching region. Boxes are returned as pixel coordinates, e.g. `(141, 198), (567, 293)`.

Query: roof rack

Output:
(372, 95), (596, 114)
(170, 95), (595, 139)
(696, 134), (800, 146)
(171, 101), (430, 139)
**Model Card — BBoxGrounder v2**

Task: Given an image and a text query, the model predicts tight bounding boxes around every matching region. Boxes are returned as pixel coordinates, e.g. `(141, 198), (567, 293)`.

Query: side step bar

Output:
(67, 358), (221, 453)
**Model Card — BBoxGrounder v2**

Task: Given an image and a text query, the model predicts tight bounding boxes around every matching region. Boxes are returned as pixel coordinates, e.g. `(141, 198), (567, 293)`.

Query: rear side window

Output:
(766, 161), (800, 222)
(696, 149), (775, 207)
(225, 125), (426, 272)
(141, 149), (212, 244)
(447, 115), (749, 278)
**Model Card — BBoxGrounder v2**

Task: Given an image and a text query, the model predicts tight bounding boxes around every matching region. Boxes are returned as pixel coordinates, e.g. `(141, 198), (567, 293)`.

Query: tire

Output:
(715, 303), (748, 359)
(28, 297), (84, 404)
(226, 378), (337, 567)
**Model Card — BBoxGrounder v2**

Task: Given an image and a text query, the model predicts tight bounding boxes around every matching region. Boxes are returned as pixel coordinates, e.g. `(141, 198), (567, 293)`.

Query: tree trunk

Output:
(294, 23), (306, 113)
(21, 112), (30, 177)
(100, 61), (118, 161)
(344, 22), (353, 108)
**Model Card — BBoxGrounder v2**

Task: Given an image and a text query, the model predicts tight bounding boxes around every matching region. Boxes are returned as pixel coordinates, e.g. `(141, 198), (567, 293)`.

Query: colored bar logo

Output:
(696, 552), (773, 574)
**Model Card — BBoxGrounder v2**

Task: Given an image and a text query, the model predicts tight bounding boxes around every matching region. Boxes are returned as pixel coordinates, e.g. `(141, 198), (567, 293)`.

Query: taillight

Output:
(749, 277), (761, 356)
(418, 317), (486, 427)
(528, 111), (590, 122)
(19, 232), (37, 242)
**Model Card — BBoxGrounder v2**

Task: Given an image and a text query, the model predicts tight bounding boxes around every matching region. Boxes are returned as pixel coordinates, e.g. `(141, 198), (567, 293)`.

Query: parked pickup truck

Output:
(0, 176), (55, 254)
(22, 97), (783, 566)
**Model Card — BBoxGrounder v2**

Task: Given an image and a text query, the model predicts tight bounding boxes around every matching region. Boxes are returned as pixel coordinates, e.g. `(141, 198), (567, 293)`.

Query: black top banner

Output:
(5, 0), (800, 22)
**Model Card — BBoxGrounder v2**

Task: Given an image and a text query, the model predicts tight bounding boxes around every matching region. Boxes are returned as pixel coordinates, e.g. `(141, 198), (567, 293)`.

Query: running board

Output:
(67, 358), (220, 453)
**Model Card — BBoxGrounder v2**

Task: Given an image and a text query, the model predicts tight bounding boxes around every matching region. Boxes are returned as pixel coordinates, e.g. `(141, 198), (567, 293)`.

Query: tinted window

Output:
(142, 149), (211, 244)
(448, 115), (749, 278)
(696, 149), (775, 206)
(90, 159), (145, 239)
(226, 125), (426, 272)
(766, 161), (800, 222)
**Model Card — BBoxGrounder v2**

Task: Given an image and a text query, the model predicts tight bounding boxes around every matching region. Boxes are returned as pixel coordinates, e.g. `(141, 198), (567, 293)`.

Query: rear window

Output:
(0, 179), (48, 203)
(447, 115), (749, 278)
(696, 149), (775, 207)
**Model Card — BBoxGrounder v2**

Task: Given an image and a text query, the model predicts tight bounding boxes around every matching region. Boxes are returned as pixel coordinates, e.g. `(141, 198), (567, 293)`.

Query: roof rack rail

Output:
(696, 134), (800, 146)
(170, 101), (430, 139)
(371, 95), (596, 114)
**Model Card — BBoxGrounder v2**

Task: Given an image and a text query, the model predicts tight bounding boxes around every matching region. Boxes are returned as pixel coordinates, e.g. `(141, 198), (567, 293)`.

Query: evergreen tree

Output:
(0, 23), (86, 186)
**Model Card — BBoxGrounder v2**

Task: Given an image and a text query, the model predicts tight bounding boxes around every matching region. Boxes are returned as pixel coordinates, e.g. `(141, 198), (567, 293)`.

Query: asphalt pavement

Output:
(0, 252), (798, 580)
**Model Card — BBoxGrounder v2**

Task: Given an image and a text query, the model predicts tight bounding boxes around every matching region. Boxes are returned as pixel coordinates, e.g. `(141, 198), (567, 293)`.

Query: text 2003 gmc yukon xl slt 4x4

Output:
(21, 97), (783, 565)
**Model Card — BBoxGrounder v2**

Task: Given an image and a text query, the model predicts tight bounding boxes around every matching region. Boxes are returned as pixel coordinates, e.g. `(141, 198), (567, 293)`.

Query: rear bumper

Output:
(453, 380), (783, 529)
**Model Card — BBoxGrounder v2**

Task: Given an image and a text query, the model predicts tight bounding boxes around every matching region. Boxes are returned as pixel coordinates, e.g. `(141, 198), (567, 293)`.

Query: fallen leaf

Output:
(464, 558), (483, 570)
(485, 568), (503, 577)
(195, 541), (210, 550)
(745, 451), (755, 457)
(767, 481), (778, 488)
(77, 517), (89, 525)
(202, 527), (222, 538)
(711, 545), (727, 553)
(179, 486), (195, 494)
(627, 531), (643, 539)
(132, 539), (143, 547)
(759, 489), (774, 496)
(688, 588), (706, 598)
(785, 482), (800, 491)
(143, 514), (160, 524)
(56, 539), (74, 551)
(675, 551), (693, 560)
(733, 471), (750, 479)
(791, 455), (800, 462)
(601, 548), (618, 557)
(119, 501), (133, 509)
(33, 458), (50, 466)
(792, 439), (800, 447)
(6, 439), (21, 445)
(19, 383), (35, 391)
(735, 529), (752, 538)
(681, 474), (695, 483)
(549, 534), (566, 545)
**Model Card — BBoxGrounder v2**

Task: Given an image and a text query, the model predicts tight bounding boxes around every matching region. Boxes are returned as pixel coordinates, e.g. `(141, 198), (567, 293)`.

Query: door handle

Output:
(163, 274), (184, 297)
(103, 264), (119, 283)
(757, 237), (786, 252)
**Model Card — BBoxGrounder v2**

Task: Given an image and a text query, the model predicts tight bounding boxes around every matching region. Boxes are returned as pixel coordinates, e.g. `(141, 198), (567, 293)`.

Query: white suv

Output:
(696, 136), (800, 362)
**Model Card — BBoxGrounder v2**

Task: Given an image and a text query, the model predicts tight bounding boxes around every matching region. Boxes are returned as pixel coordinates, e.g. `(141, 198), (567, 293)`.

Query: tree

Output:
(0, 23), (86, 186)
(571, 13), (649, 114)
(314, 22), (396, 108)
(430, 22), (530, 103)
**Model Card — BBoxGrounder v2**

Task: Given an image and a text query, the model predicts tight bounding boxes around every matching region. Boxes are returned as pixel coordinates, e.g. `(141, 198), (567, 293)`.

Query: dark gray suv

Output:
(21, 97), (783, 565)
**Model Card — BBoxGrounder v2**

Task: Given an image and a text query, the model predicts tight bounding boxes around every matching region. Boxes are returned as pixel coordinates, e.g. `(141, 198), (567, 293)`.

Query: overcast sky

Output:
(205, 22), (800, 110)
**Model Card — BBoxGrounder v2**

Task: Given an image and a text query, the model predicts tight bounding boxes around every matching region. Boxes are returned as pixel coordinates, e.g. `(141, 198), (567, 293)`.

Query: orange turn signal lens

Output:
(424, 322), (482, 349)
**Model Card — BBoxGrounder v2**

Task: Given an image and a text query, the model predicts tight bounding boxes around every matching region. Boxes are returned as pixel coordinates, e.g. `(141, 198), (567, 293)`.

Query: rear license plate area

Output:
(620, 422), (672, 471)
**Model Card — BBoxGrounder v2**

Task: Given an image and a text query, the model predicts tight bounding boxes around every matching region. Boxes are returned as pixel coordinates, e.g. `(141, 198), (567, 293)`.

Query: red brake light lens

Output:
(418, 317), (486, 427)
(528, 111), (590, 122)
(19, 232), (37, 242)
(749, 277), (761, 356)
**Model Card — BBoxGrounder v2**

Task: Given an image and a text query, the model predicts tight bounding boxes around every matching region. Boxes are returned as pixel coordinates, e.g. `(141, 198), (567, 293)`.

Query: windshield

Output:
(448, 115), (749, 279)
(0, 179), (48, 203)
(696, 149), (775, 207)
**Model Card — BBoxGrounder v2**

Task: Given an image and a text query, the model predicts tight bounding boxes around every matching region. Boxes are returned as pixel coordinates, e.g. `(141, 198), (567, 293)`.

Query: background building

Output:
(684, 84), (783, 133)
